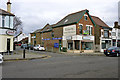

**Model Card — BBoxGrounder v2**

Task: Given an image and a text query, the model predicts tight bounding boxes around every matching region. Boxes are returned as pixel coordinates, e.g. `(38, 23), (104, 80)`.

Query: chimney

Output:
(7, 0), (11, 13)
(114, 22), (118, 28)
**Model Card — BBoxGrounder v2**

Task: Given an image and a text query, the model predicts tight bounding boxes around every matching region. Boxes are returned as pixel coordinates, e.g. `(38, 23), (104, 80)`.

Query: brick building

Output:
(41, 9), (95, 53)
(30, 29), (42, 46)
(91, 16), (112, 52)
(30, 9), (112, 53)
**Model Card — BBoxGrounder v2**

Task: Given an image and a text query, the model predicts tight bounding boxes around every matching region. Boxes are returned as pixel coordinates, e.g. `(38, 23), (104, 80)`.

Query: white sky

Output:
(0, 0), (119, 34)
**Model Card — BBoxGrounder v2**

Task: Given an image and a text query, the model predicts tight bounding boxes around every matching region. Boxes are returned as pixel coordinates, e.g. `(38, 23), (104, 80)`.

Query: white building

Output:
(0, 0), (15, 53)
(112, 22), (120, 47)
(14, 33), (28, 43)
(118, 1), (120, 25)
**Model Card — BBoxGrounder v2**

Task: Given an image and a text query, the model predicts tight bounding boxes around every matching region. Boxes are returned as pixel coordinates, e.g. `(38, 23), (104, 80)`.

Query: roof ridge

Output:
(55, 9), (87, 26)
(91, 15), (109, 27)
(0, 8), (15, 16)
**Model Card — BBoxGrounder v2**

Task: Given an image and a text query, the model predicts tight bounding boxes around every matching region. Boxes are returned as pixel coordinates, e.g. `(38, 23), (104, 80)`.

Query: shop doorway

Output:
(59, 40), (62, 51)
(7, 38), (10, 52)
(75, 40), (79, 50)
(68, 43), (73, 50)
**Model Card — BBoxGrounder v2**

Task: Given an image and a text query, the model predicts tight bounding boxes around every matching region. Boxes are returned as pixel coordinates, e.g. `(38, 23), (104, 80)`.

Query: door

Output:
(7, 39), (10, 52)
(59, 40), (62, 51)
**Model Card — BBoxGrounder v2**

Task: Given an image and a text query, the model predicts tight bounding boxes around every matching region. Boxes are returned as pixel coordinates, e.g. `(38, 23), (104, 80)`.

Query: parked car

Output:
(21, 44), (28, 49)
(0, 54), (3, 64)
(104, 46), (120, 56)
(27, 44), (34, 50)
(33, 44), (45, 51)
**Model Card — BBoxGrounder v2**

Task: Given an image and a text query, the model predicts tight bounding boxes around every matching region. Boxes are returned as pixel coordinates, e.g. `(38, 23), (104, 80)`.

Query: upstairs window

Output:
(79, 24), (83, 35)
(2, 16), (5, 27)
(51, 31), (54, 37)
(86, 26), (93, 35)
(104, 30), (109, 38)
(84, 14), (88, 21)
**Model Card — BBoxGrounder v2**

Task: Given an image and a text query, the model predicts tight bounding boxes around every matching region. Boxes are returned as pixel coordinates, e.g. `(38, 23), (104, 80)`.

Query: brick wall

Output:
(76, 13), (94, 35)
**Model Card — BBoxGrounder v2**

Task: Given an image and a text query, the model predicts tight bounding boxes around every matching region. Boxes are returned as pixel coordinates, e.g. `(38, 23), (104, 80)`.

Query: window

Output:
(112, 32), (116, 36)
(2, 16), (5, 27)
(82, 42), (93, 50)
(118, 33), (120, 37)
(86, 26), (92, 35)
(79, 24), (83, 34)
(51, 31), (54, 37)
(104, 30), (109, 38)
(84, 15), (88, 21)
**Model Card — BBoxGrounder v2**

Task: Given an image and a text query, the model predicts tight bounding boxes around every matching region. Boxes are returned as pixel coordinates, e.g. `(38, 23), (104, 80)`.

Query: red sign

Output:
(6, 30), (15, 36)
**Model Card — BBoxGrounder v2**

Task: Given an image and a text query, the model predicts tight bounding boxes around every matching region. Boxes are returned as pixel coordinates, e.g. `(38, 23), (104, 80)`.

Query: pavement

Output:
(2, 46), (105, 61)
(3, 50), (49, 61)
(59, 52), (105, 56)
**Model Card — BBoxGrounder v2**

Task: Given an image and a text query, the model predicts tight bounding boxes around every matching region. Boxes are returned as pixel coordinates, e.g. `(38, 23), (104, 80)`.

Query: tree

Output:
(13, 16), (23, 37)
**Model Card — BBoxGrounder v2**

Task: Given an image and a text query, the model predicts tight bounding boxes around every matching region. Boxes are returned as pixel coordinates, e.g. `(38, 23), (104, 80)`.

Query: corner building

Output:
(42, 9), (95, 53)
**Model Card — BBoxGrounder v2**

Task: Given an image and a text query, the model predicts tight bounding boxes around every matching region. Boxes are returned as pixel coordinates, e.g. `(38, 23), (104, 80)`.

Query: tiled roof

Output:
(33, 29), (42, 33)
(91, 16), (109, 28)
(54, 9), (87, 27)
(0, 8), (15, 16)
(41, 24), (56, 32)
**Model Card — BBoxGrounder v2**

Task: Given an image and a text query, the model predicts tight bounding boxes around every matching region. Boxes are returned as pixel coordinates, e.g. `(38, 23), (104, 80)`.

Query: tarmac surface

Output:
(2, 49), (119, 78)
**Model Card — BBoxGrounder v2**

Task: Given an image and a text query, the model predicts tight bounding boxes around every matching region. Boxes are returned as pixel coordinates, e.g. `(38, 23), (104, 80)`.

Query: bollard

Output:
(23, 48), (25, 58)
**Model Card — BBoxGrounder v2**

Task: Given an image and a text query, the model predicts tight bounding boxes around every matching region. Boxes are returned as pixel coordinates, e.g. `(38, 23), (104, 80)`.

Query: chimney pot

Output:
(114, 22), (118, 28)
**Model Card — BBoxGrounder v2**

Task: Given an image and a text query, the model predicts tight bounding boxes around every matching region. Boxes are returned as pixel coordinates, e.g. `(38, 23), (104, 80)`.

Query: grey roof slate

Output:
(54, 10), (87, 27)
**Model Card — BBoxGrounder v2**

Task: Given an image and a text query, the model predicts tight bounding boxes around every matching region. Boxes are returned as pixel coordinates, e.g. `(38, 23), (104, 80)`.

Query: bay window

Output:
(104, 30), (109, 38)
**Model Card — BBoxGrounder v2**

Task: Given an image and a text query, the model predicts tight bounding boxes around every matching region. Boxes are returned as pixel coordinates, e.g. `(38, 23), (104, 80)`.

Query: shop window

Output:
(104, 30), (109, 38)
(79, 25), (83, 35)
(102, 43), (106, 49)
(82, 42), (93, 50)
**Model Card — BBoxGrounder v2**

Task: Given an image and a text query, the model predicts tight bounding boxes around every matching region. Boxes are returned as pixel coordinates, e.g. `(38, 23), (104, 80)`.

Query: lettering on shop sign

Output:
(83, 36), (91, 40)
(6, 30), (15, 36)
(63, 25), (76, 36)
(66, 36), (72, 40)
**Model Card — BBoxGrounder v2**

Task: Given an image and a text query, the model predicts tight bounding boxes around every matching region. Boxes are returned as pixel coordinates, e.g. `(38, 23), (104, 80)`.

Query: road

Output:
(2, 50), (119, 78)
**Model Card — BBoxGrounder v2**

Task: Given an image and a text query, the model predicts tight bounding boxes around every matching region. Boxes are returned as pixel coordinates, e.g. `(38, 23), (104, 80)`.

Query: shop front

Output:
(0, 29), (15, 53)
(63, 35), (94, 53)
(100, 39), (112, 52)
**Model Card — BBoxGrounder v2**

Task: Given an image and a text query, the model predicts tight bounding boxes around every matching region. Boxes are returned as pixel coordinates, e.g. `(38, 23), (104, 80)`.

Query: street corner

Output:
(3, 54), (51, 62)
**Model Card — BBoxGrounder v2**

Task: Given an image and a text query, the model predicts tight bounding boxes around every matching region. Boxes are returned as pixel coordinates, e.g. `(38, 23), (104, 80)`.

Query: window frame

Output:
(79, 23), (83, 35)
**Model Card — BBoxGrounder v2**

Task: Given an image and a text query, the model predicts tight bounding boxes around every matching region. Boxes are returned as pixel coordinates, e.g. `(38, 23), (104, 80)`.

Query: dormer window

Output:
(64, 19), (68, 24)
(84, 14), (88, 21)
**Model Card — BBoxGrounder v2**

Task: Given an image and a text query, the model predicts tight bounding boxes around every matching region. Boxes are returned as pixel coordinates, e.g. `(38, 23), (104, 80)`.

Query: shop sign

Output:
(6, 30), (15, 36)
(83, 36), (91, 40)
(102, 41), (105, 43)
(63, 25), (76, 36)
(52, 38), (62, 40)
(83, 30), (89, 35)
(32, 36), (36, 38)
(43, 38), (50, 40)
(54, 43), (59, 48)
